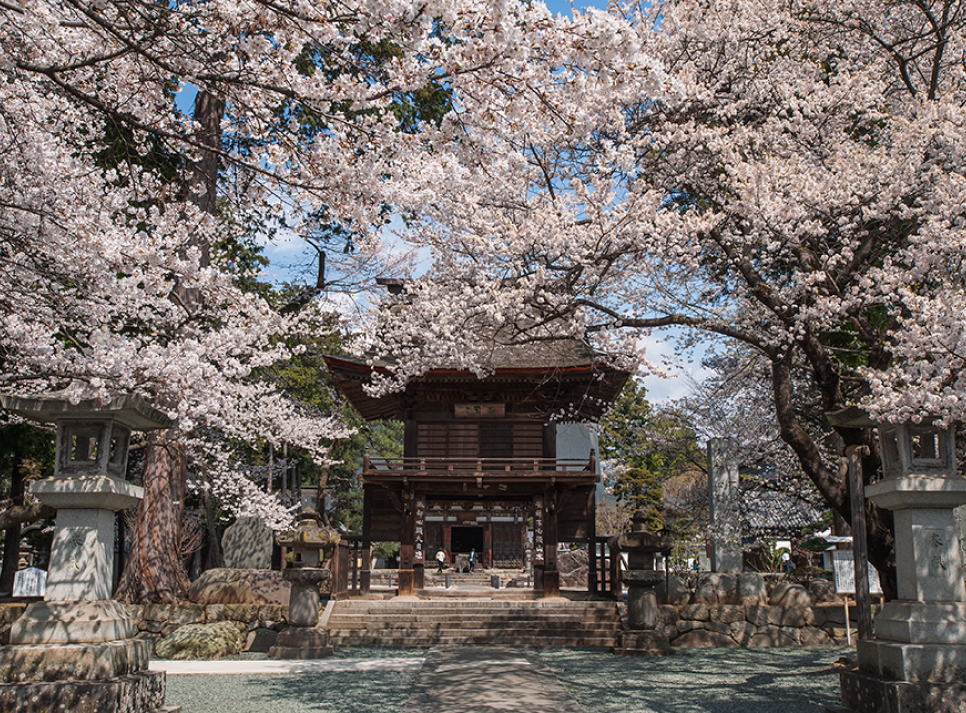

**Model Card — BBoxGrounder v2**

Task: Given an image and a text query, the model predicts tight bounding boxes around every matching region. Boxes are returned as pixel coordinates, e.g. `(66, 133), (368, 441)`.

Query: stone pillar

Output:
(707, 438), (742, 573)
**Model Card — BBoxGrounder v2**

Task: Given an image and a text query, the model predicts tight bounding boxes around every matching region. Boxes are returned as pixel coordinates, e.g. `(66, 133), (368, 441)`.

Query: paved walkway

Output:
(403, 647), (585, 713)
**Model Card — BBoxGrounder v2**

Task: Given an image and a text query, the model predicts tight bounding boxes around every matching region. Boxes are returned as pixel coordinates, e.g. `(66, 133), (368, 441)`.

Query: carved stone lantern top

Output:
(276, 508), (340, 569)
(0, 392), (174, 481)
(828, 405), (957, 480)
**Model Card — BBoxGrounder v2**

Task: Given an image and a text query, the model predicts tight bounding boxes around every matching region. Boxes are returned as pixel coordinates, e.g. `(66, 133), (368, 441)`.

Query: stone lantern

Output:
(0, 391), (174, 713)
(270, 508), (339, 659)
(828, 407), (966, 713)
(614, 509), (673, 656)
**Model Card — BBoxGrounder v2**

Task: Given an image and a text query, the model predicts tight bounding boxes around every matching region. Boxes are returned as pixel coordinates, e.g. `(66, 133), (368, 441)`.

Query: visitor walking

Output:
(436, 548), (446, 573)
(468, 548), (477, 572)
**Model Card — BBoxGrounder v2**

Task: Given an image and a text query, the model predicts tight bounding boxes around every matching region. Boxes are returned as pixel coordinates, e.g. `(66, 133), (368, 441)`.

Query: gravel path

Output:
(163, 646), (850, 713)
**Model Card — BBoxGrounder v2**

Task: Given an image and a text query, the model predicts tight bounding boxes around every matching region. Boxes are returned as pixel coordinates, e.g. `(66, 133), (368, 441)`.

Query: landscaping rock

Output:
(736, 573), (768, 605)
(657, 575), (691, 606)
(800, 625), (831, 646)
(244, 627), (279, 653)
(749, 625), (799, 648)
(807, 578), (839, 603)
(769, 582), (812, 607)
(729, 621), (756, 645)
(154, 621), (245, 660)
(188, 568), (291, 605)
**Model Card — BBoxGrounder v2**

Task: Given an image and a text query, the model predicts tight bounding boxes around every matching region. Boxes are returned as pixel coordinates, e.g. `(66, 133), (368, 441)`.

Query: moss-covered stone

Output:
(154, 621), (244, 660)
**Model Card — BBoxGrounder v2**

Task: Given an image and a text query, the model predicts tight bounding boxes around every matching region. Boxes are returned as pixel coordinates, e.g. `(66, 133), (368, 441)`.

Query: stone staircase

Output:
(324, 599), (621, 649)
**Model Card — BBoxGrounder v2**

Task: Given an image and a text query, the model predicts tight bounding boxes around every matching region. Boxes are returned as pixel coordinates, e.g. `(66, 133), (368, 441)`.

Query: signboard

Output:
(831, 550), (882, 595)
(413, 494), (426, 564)
(455, 403), (505, 418)
(533, 495), (545, 564)
(13, 567), (46, 598)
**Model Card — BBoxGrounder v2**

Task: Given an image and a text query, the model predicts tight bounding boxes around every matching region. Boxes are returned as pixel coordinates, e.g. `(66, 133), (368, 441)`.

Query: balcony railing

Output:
(362, 453), (597, 481)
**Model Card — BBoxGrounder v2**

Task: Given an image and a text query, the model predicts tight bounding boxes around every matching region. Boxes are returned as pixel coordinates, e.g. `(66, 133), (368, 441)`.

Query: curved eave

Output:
(323, 355), (629, 422)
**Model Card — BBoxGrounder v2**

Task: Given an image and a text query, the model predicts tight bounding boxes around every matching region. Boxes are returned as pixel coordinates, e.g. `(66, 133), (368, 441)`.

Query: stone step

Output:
(331, 601), (617, 611)
(328, 610), (620, 620)
(328, 619), (617, 631)
(325, 598), (621, 649)
(327, 634), (619, 648)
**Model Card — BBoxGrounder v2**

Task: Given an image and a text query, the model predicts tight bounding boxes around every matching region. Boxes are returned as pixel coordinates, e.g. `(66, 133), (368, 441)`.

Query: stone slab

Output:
(221, 518), (273, 570)
(0, 638), (150, 683)
(0, 670), (165, 713)
(858, 639), (966, 683)
(11, 600), (138, 645)
(838, 663), (966, 713)
(873, 601), (966, 645)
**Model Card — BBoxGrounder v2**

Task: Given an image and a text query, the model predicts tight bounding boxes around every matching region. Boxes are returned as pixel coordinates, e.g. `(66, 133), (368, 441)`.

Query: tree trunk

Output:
(115, 430), (190, 603)
(770, 358), (898, 599)
(0, 460), (25, 592)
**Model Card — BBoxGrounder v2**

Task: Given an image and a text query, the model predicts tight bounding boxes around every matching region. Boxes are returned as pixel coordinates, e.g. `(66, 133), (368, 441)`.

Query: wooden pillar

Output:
(543, 486), (559, 598)
(442, 523), (452, 563)
(360, 486), (372, 594)
(483, 522), (492, 570)
(587, 487), (598, 596)
(398, 487), (415, 596)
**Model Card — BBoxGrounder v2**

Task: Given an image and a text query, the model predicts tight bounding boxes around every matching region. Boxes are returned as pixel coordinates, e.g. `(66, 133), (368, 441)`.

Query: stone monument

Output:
(0, 392), (176, 713)
(270, 509), (339, 659)
(221, 516), (274, 570)
(826, 408), (966, 713)
(614, 509), (673, 656)
(708, 438), (742, 572)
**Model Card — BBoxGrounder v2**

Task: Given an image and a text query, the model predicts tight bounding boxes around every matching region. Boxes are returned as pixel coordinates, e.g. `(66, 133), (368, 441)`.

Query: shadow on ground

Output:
(540, 647), (851, 713)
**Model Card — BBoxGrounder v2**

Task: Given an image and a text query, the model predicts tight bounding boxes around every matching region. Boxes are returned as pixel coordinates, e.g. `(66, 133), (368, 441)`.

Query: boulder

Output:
(748, 624), (799, 648)
(807, 578), (840, 603)
(188, 568), (291, 605)
(769, 582), (813, 607)
(657, 575), (691, 606)
(691, 572), (767, 606)
(154, 621), (245, 660)
(244, 627), (279, 653)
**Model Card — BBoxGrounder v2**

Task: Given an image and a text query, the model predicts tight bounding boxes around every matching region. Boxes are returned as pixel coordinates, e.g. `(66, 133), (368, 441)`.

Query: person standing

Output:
(468, 548), (477, 573)
(436, 548), (446, 573)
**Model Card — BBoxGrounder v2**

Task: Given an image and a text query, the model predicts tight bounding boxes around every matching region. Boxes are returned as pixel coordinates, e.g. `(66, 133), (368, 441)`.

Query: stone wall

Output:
(647, 572), (858, 649)
(131, 601), (293, 656)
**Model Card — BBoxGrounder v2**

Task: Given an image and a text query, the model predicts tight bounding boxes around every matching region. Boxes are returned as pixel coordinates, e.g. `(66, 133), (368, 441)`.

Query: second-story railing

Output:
(362, 453), (597, 481)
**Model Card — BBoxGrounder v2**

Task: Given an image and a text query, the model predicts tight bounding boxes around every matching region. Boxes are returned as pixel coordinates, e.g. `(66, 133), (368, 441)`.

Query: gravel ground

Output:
(163, 646), (851, 713)
(541, 647), (851, 713)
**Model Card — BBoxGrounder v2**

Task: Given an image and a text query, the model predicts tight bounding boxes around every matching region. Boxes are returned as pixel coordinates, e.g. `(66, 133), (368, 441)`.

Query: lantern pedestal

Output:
(0, 393), (176, 713)
(826, 411), (966, 713)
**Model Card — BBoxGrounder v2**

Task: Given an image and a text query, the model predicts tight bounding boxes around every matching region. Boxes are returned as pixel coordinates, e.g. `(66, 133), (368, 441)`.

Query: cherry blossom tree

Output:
(0, 1), (665, 599)
(366, 0), (966, 597)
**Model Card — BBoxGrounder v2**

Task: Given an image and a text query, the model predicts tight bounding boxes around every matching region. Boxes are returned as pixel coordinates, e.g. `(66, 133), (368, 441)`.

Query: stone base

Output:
(834, 662), (966, 713)
(858, 639), (966, 683)
(268, 627), (333, 660)
(613, 630), (672, 656)
(11, 600), (138, 644)
(0, 670), (168, 713)
(873, 601), (966, 645)
(0, 638), (151, 683)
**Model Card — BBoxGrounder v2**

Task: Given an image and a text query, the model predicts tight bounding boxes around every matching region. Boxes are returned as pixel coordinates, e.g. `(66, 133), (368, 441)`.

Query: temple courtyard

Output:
(157, 645), (851, 713)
